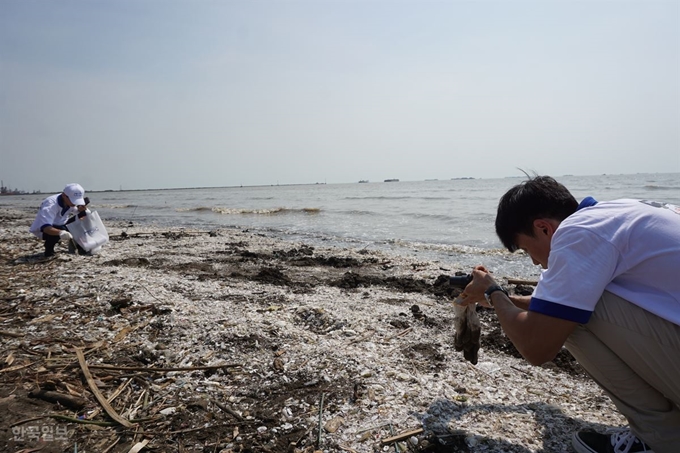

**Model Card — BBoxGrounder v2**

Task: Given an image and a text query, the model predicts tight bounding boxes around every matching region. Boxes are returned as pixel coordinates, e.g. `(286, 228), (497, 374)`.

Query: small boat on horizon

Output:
(384, 179), (399, 182)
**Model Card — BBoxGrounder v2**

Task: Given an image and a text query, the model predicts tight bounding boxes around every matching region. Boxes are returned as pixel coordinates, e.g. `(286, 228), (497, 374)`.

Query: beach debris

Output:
(507, 278), (538, 286)
(211, 399), (244, 421)
(317, 392), (325, 448)
(75, 348), (134, 428)
(27, 389), (87, 410)
(0, 208), (610, 453)
(128, 439), (150, 453)
(380, 427), (424, 445)
(446, 273), (483, 364)
(453, 303), (481, 365)
(410, 304), (424, 319)
(324, 416), (344, 433)
(159, 407), (177, 416)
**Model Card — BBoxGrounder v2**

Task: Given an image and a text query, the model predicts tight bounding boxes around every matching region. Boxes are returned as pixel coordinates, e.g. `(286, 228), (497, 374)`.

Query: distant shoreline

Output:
(4, 172), (677, 196)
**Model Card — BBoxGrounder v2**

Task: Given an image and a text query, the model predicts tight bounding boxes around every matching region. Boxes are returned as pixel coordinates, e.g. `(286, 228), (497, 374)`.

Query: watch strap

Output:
(484, 284), (508, 307)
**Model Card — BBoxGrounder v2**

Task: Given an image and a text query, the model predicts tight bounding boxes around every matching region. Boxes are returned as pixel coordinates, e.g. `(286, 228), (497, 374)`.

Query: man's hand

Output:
(458, 266), (497, 308)
(59, 230), (73, 241)
(458, 267), (577, 366)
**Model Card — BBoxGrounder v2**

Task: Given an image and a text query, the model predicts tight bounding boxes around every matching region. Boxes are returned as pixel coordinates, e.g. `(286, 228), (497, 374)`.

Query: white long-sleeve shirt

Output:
(29, 193), (78, 239)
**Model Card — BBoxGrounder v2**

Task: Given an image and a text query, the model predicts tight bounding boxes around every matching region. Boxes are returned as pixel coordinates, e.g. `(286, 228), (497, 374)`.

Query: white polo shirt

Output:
(529, 198), (680, 326)
(29, 193), (79, 239)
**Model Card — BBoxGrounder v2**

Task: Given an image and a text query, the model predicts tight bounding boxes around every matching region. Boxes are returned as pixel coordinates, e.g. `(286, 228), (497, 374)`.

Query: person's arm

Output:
(508, 294), (531, 310)
(42, 225), (64, 236)
(42, 225), (71, 236)
(487, 290), (577, 365)
(461, 268), (577, 366)
(65, 207), (88, 225)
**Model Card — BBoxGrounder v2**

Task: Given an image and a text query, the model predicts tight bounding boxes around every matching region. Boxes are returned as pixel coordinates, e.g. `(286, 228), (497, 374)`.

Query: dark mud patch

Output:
(331, 272), (461, 298)
(103, 257), (153, 267)
(255, 267), (293, 286)
(289, 255), (366, 268)
(236, 246), (373, 269)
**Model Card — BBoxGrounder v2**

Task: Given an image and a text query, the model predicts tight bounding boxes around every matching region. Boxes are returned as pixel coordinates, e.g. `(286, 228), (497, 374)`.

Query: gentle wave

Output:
(332, 209), (459, 222)
(644, 184), (679, 191)
(176, 206), (321, 215)
(344, 196), (449, 201)
(333, 209), (379, 217)
(97, 204), (137, 209)
(382, 237), (482, 252)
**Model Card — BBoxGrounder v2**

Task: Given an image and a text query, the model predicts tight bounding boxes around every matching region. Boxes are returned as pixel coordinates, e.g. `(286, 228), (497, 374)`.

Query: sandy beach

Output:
(0, 207), (625, 453)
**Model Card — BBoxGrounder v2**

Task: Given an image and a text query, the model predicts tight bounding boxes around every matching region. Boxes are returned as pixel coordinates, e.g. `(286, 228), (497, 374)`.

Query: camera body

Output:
(449, 274), (472, 288)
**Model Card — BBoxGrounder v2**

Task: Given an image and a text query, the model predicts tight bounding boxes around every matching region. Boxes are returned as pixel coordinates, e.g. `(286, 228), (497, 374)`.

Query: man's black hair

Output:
(495, 175), (578, 252)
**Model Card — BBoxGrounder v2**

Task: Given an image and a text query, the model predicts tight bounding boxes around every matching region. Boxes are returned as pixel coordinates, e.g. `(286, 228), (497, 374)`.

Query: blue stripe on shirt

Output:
(578, 196), (598, 210)
(58, 194), (69, 216)
(529, 297), (593, 324)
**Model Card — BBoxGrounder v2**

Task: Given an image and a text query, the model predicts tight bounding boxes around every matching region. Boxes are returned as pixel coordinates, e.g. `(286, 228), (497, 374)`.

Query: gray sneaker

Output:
(572, 428), (653, 453)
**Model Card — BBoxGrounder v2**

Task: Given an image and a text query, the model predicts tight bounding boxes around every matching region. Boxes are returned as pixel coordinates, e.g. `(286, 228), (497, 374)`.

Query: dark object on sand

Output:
(454, 304), (481, 364)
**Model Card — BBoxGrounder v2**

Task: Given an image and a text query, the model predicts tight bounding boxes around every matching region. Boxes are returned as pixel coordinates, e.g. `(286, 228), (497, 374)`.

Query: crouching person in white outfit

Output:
(457, 176), (680, 453)
(29, 183), (89, 257)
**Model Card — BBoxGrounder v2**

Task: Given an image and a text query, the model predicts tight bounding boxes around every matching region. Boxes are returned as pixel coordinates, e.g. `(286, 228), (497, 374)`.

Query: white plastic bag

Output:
(67, 211), (109, 253)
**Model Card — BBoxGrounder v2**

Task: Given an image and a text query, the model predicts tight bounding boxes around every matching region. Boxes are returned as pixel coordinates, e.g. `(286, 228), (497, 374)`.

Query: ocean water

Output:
(4, 173), (679, 281)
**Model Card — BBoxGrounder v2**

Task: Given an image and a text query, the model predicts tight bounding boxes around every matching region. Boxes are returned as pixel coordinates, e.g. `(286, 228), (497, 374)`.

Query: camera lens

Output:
(449, 274), (472, 288)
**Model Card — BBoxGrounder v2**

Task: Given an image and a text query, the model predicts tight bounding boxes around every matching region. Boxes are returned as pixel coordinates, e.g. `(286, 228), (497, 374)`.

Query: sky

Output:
(1, 0), (678, 192)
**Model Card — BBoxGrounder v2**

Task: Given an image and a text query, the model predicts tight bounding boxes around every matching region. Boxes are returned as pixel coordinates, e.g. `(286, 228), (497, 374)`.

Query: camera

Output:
(449, 273), (472, 288)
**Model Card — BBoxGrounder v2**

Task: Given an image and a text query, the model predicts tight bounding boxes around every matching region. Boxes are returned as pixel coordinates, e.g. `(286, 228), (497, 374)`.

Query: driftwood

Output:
(88, 363), (241, 372)
(381, 428), (424, 445)
(75, 348), (134, 428)
(46, 361), (241, 372)
(0, 330), (23, 337)
(28, 389), (87, 410)
(1, 361), (38, 373)
(507, 278), (538, 286)
(211, 399), (245, 421)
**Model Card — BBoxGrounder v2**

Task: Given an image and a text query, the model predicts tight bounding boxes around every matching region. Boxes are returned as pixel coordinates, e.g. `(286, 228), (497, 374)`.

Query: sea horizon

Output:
(3, 171), (677, 195)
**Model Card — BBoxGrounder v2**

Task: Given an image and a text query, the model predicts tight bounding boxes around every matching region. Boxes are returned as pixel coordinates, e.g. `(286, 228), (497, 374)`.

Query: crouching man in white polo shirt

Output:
(29, 183), (89, 257)
(458, 175), (680, 453)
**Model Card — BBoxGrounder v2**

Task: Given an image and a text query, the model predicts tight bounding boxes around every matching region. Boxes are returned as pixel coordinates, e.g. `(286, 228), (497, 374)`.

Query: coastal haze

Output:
(1, 1), (678, 193)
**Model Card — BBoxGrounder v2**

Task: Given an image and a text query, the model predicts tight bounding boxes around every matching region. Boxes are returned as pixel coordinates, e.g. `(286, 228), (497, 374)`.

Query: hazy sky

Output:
(1, 0), (678, 192)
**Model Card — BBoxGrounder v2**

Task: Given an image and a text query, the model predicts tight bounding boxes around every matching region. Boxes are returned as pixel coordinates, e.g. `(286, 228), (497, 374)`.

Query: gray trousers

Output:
(564, 291), (680, 453)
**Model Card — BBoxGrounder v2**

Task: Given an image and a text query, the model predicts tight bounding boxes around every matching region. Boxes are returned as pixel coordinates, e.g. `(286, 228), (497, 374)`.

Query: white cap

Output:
(63, 183), (86, 206)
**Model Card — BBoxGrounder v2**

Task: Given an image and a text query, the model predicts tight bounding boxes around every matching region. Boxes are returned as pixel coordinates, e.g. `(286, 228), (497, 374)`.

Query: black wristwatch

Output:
(484, 284), (508, 307)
